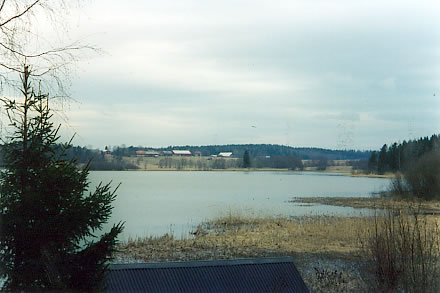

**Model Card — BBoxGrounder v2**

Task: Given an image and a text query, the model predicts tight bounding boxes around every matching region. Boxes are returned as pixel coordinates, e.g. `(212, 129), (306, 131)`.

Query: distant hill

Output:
(111, 144), (371, 160)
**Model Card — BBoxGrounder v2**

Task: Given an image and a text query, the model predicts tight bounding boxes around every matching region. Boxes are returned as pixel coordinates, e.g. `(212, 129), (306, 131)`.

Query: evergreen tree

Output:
(0, 66), (123, 291)
(367, 151), (378, 173)
(377, 144), (388, 174)
(368, 135), (439, 174)
(243, 150), (251, 168)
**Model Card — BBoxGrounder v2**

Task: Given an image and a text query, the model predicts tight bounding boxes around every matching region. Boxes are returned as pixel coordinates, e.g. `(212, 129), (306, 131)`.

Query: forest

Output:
(367, 134), (439, 174)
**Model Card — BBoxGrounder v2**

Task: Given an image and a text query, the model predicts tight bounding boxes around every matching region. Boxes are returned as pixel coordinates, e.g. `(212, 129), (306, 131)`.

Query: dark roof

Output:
(106, 257), (309, 293)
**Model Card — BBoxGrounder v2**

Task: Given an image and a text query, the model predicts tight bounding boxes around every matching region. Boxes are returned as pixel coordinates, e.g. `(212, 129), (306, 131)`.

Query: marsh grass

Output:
(117, 212), (369, 263)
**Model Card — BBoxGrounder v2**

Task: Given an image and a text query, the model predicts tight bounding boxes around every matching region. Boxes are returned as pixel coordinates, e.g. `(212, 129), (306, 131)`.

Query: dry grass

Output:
(350, 172), (395, 178)
(116, 214), (369, 263)
(291, 197), (440, 214)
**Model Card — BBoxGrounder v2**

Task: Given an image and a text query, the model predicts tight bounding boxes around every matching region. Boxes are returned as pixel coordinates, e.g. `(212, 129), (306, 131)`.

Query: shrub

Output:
(361, 206), (440, 292)
(390, 151), (440, 200)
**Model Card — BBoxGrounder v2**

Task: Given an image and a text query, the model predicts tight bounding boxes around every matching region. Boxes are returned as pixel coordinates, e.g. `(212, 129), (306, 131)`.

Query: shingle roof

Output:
(106, 257), (309, 293)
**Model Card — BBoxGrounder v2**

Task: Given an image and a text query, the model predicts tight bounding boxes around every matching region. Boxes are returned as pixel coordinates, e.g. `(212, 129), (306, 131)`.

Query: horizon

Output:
(80, 140), (437, 153)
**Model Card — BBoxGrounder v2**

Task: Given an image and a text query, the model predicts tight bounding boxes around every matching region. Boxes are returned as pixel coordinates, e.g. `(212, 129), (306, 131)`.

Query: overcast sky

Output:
(55, 0), (440, 150)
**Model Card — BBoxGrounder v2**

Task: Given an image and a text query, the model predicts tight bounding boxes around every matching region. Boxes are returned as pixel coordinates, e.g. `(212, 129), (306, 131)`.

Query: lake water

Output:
(88, 171), (390, 240)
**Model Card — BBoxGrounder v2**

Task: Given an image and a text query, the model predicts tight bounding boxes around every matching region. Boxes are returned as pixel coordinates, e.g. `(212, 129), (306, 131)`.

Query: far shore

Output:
(93, 155), (396, 178)
(97, 166), (395, 179)
(290, 196), (440, 214)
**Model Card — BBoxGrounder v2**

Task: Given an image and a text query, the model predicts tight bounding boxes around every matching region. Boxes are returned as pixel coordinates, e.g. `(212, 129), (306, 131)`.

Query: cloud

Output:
(57, 0), (440, 150)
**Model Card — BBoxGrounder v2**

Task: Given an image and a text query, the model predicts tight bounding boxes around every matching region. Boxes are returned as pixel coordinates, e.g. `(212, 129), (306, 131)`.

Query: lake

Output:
(88, 171), (390, 240)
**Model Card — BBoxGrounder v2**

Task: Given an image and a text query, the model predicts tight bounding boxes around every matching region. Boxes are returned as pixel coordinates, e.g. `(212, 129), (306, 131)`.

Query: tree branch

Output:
(0, 0), (6, 14)
(0, 0), (42, 27)
(0, 63), (21, 73)
(0, 42), (92, 59)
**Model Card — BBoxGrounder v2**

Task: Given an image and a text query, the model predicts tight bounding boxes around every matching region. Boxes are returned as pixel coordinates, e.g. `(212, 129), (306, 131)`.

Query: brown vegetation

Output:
(360, 207), (440, 292)
(117, 215), (364, 261)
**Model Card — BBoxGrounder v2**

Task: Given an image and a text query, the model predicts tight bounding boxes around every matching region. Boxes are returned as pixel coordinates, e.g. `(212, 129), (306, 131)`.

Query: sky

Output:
(51, 0), (440, 150)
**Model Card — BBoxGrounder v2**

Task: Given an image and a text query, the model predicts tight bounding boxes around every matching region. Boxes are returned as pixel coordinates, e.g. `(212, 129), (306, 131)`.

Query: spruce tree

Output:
(243, 150), (251, 168)
(0, 66), (123, 291)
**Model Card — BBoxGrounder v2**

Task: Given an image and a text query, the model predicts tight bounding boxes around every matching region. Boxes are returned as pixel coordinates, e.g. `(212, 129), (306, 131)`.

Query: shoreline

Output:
(94, 167), (395, 178)
(290, 196), (440, 214)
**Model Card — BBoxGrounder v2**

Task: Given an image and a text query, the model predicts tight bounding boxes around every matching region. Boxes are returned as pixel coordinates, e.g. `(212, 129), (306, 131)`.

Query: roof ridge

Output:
(109, 257), (294, 270)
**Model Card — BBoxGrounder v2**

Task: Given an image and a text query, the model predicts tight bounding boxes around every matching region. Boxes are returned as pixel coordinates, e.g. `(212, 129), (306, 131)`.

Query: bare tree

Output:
(0, 0), (94, 98)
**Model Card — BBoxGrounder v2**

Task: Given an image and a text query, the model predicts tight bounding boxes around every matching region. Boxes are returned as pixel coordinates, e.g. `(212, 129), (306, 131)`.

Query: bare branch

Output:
(0, 0), (42, 27)
(0, 63), (21, 73)
(0, 0), (98, 104)
(0, 0), (6, 14)
(0, 42), (94, 59)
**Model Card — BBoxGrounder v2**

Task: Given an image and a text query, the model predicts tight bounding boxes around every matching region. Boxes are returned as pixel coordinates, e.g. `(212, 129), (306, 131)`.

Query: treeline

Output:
(0, 143), (372, 171)
(254, 156), (304, 170)
(64, 146), (138, 170)
(367, 134), (439, 174)
(111, 144), (370, 160)
(155, 155), (304, 170)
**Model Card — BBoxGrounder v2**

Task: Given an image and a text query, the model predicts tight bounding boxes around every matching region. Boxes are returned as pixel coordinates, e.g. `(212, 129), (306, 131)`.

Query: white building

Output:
(172, 150), (192, 157)
(218, 152), (233, 157)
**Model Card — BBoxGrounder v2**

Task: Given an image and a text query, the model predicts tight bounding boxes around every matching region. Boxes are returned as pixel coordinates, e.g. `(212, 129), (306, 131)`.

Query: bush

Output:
(390, 151), (440, 200)
(361, 206), (440, 292)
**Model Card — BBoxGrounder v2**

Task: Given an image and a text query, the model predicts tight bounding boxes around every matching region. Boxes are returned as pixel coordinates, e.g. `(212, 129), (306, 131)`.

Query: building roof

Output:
(106, 257), (309, 293)
(218, 152), (233, 157)
(172, 150), (192, 155)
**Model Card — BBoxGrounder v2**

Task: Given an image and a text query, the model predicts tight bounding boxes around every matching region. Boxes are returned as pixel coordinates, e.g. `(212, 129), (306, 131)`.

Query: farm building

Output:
(144, 151), (160, 157)
(135, 150), (145, 157)
(218, 152), (233, 157)
(136, 150), (160, 157)
(172, 150), (192, 157)
(106, 257), (309, 293)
